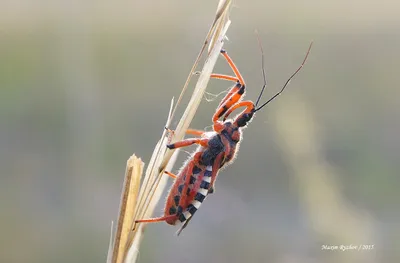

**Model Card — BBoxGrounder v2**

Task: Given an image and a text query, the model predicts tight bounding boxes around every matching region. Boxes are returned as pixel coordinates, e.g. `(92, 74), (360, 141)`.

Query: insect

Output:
(135, 41), (313, 235)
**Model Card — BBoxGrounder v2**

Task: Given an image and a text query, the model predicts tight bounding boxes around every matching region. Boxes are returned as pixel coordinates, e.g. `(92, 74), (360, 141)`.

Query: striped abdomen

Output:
(164, 164), (213, 225)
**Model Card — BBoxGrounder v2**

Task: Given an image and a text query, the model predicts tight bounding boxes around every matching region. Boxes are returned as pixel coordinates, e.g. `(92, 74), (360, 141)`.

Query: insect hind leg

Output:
(135, 214), (177, 224)
(134, 214), (178, 230)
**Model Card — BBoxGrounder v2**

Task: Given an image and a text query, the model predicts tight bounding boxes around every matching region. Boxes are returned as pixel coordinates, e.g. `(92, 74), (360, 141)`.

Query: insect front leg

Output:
(222, 101), (255, 122)
(211, 50), (247, 132)
(212, 82), (244, 124)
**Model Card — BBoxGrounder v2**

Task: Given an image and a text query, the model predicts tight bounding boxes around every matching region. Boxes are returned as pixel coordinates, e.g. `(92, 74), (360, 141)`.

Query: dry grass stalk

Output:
(110, 155), (144, 263)
(108, 1), (232, 263)
(159, 1), (231, 170)
(171, 0), (232, 117)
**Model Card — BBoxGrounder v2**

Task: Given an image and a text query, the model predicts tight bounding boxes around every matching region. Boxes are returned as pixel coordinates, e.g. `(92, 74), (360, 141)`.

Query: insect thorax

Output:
(200, 134), (225, 166)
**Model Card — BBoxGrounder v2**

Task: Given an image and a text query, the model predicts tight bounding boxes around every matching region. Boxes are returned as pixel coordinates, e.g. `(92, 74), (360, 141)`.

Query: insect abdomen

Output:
(164, 164), (213, 225)
(183, 165), (212, 220)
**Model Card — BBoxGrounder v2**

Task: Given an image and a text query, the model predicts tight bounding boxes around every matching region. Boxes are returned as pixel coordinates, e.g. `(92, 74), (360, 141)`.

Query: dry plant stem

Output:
(131, 99), (175, 230)
(208, 0), (232, 53)
(121, 98), (176, 263)
(110, 155), (144, 263)
(171, 0), (232, 118)
(107, 222), (114, 263)
(160, 15), (231, 171)
(124, 150), (179, 263)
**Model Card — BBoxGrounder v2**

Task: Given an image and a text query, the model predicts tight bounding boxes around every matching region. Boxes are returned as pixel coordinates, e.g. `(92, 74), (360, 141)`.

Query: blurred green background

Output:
(1, 1), (399, 263)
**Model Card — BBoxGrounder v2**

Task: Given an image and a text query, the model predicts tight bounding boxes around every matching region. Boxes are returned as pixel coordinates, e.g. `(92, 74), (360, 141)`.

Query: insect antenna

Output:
(255, 41), (313, 112)
(255, 30), (268, 107)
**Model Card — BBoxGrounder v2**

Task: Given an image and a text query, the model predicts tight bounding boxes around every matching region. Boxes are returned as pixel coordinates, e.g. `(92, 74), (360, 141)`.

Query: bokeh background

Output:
(1, 1), (399, 263)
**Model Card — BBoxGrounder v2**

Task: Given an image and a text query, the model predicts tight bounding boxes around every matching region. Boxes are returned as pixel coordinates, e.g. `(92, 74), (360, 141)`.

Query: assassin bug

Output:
(135, 41), (313, 235)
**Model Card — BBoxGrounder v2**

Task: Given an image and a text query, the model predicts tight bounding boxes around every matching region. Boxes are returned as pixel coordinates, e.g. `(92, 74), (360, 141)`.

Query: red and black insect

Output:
(135, 42), (313, 234)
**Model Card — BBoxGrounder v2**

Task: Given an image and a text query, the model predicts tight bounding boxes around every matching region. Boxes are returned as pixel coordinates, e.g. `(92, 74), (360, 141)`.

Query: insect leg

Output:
(211, 50), (247, 129)
(212, 82), (244, 122)
(135, 214), (177, 224)
(210, 73), (239, 83)
(134, 162), (195, 227)
(164, 171), (177, 179)
(222, 101), (255, 121)
(220, 49), (246, 86)
(213, 49), (246, 107)
(186, 129), (205, 136)
(165, 127), (205, 144)
(165, 127), (205, 136)
(167, 138), (208, 150)
(208, 73), (241, 110)
(134, 160), (198, 228)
